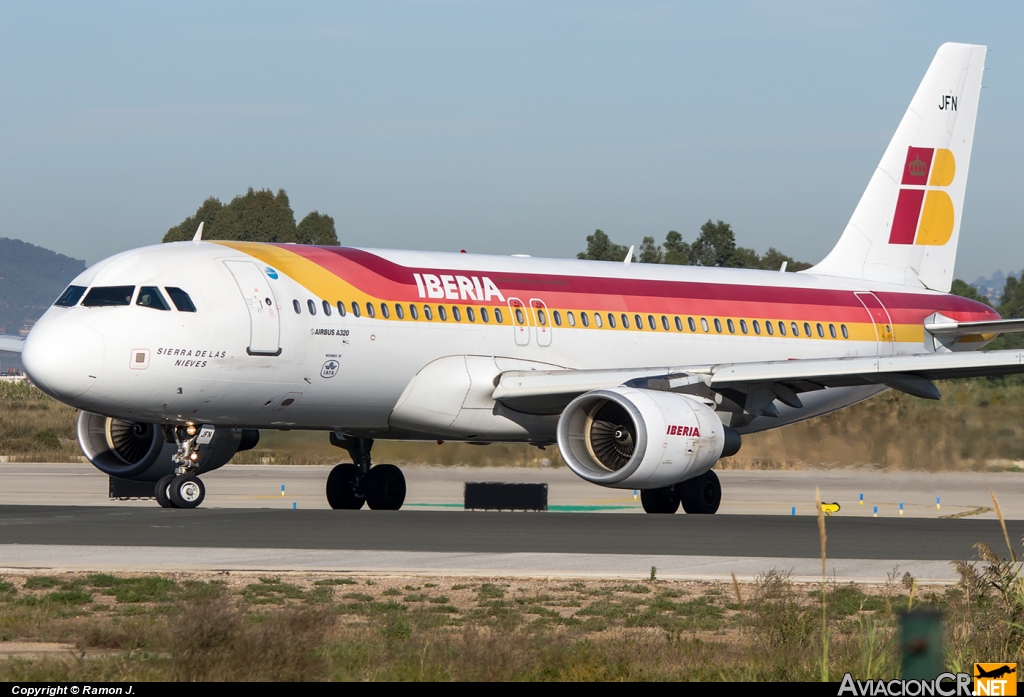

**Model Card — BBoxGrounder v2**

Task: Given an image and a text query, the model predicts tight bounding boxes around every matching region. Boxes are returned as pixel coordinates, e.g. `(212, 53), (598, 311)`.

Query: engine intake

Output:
(76, 411), (258, 481)
(556, 387), (740, 489)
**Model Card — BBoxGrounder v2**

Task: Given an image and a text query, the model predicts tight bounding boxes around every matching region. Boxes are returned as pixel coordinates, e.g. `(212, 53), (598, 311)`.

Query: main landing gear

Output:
(640, 470), (721, 515)
(326, 434), (407, 510)
(155, 424), (210, 509)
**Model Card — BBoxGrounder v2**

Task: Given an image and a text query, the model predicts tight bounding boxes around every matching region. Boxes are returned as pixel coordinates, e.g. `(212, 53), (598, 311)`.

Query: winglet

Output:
(193, 222), (204, 242)
(623, 245), (634, 265)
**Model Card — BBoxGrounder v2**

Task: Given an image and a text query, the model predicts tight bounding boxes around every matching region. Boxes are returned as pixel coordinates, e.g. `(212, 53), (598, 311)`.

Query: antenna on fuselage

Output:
(623, 245), (634, 265)
(779, 261), (788, 273)
(193, 222), (204, 242)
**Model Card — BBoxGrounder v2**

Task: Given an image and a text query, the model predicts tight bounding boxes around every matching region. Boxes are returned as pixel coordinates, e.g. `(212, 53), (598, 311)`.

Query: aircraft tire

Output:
(364, 464), (406, 511)
(168, 474), (205, 509)
(154, 475), (175, 508)
(326, 463), (365, 510)
(679, 470), (721, 514)
(640, 486), (680, 514)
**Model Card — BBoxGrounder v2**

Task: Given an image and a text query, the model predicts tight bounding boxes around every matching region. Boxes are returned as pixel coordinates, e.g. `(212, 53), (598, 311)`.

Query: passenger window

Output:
(674, 317), (683, 332)
(727, 319), (735, 333)
(621, 314), (630, 329)
(553, 310), (562, 326)
(165, 287), (197, 312)
(688, 317), (696, 332)
(791, 322), (799, 336)
(660, 316), (669, 331)
(307, 300), (317, 315)
(567, 311), (576, 327)
(83, 285), (135, 307)
(816, 323), (824, 338)
(841, 324), (849, 339)
(647, 315), (656, 330)
(423, 305), (432, 320)
(381, 303), (390, 319)
(438, 306), (447, 321)
(632, 314), (641, 329)
(537, 310), (547, 325)
(396, 304), (405, 319)
(777, 321), (785, 336)
(137, 287), (170, 311)
(351, 302), (361, 318)
(337, 301), (347, 317)
(54, 285), (86, 307)
(594, 313), (603, 328)
(700, 318), (709, 332)
(365, 303), (375, 318)
(581, 312), (590, 327)
(321, 300), (331, 316)
(803, 322), (811, 337)
(410, 305), (419, 320)
(753, 320), (761, 335)
(466, 307), (475, 322)
(714, 318), (722, 333)
(607, 314), (615, 328)
(293, 300), (301, 314)
(766, 321), (774, 335)
(740, 319), (748, 334)
(829, 323), (837, 338)
(481, 307), (489, 323)
(515, 308), (525, 324)
(494, 308), (503, 324)
(452, 306), (461, 322)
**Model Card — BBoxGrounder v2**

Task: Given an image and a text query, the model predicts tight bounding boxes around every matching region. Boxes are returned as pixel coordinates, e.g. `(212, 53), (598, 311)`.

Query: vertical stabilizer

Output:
(806, 43), (986, 292)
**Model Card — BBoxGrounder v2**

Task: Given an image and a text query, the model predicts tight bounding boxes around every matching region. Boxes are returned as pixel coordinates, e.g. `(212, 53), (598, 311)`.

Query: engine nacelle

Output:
(556, 387), (740, 489)
(76, 411), (259, 481)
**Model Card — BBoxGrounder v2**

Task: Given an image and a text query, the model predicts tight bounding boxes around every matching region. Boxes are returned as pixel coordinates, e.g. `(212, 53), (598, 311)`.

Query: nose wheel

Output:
(326, 435), (407, 510)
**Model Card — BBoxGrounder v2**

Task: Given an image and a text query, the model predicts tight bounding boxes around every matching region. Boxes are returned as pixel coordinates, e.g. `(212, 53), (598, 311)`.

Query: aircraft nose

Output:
(23, 317), (104, 401)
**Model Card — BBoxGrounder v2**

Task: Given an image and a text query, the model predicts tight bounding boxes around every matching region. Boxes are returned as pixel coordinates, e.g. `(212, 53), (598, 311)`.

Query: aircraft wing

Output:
(925, 317), (1024, 337)
(492, 348), (1024, 414)
(0, 335), (25, 353)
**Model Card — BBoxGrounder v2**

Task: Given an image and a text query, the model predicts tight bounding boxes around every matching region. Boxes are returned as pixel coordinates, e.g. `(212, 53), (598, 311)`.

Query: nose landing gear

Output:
(155, 424), (211, 509)
(326, 434), (407, 510)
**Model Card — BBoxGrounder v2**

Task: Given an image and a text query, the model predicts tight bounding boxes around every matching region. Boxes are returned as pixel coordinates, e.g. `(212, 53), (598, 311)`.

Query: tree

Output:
(950, 279), (991, 306)
(662, 230), (690, 265)
(296, 211), (339, 245)
(638, 236), (664, 264)
(759, 247), (812, 272)
(163, 197), (224, 242)
(577, 230), (632, 262)
(690, 220), (740, 267)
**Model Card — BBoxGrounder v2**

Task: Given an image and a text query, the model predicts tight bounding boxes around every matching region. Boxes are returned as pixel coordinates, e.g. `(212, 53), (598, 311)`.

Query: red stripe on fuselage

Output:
(276, 245), (997, 325)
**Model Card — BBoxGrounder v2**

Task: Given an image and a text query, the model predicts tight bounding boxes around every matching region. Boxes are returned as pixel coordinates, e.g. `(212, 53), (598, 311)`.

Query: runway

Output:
(1, 464), (1021, 582)
(0, 504), (1019, 583)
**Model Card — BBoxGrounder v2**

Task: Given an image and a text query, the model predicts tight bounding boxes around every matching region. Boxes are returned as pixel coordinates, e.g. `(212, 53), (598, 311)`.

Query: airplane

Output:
(4, 42), (1023, 513)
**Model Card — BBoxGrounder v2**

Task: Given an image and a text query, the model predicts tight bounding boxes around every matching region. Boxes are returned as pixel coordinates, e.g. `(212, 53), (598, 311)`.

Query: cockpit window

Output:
(54, 285), (86, 307)
(82, 286), (135, 307)
(136, 286), (170, 311)
(165, 287), (197, 312)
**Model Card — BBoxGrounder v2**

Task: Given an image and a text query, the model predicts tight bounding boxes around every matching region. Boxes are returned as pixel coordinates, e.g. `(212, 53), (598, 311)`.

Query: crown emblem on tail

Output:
(907, 155), (928, 179)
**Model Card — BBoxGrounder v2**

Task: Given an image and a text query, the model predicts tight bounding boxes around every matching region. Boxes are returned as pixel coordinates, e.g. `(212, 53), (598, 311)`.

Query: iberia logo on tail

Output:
(889, 146), (956, 246)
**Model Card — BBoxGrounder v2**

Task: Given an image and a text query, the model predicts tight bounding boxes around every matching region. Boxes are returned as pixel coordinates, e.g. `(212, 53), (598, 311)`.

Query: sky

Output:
(1, 1), (1022, 282)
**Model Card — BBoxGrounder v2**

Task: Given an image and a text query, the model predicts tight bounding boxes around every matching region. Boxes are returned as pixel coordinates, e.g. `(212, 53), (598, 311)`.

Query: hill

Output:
(0, 237), (85, 336)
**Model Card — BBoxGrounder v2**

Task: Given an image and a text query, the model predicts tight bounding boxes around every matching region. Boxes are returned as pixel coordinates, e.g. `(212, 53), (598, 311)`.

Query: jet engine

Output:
(76, 411), (259, 481)
(556, 387), (740, 489)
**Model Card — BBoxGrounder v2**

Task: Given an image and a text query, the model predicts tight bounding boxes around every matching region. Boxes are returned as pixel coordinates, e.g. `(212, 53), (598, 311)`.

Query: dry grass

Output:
(0, 552), (1021, 681)
(0, 382), (80, 462)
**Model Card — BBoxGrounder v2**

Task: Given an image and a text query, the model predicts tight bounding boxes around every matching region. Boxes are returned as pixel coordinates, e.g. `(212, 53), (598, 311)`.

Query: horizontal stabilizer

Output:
(924, 317), (1024, 337)
(0, 335), (25, 353)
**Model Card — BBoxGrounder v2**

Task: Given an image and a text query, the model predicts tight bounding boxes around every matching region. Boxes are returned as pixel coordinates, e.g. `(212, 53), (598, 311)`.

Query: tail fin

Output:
(807, 43), (986, 292)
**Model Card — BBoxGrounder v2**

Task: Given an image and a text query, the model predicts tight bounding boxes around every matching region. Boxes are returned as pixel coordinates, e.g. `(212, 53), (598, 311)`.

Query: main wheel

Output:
(364, 464), (406, 511)
(155, 475), (175, 508)
(168, 474), (205, 509)
(326, 463), (365, 510)
(640, 486), (680, 514)
(679, 470), (721, 514)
